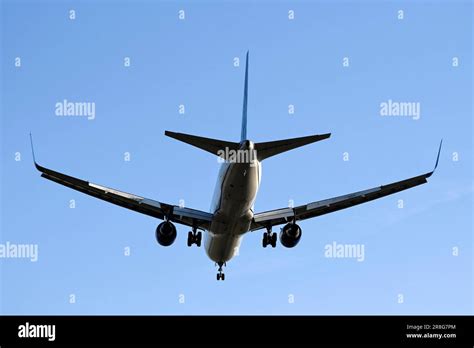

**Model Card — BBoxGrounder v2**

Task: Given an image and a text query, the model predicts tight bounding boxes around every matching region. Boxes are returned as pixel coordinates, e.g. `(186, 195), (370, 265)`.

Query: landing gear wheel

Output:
(196, 231), (202, 247)
(262, 232), (268, 248)
(217, 273), (221, 281)
(187, 231), (193, 247)
(221, 273), (225, 281)
(271, 233), (277, 248)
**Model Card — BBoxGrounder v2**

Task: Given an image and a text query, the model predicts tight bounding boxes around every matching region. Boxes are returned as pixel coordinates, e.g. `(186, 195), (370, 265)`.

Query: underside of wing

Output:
(251, 141), (442, 231)
(31, 136), (212, 230)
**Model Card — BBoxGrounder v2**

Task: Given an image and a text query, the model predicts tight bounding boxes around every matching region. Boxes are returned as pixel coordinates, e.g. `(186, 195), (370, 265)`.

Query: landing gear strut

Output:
(216, 262), (226, 281)
(187, 225), (202, 247)
(262, 226), (277, 248)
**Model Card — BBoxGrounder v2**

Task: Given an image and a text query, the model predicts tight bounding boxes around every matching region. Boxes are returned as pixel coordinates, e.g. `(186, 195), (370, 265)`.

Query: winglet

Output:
(29, 133), (41, 170)
(426, 139), (443, 178)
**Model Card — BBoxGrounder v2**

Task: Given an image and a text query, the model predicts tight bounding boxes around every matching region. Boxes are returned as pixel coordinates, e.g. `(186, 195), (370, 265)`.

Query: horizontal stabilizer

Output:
(255, 133), (331, 161)
(165, 131), (240, 157)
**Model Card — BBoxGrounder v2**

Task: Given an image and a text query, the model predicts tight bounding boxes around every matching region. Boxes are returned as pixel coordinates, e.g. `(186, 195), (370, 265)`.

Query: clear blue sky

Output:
(1, 0), (472, 315)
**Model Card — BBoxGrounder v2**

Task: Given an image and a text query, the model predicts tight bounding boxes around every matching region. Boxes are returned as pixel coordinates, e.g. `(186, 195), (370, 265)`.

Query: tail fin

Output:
(165, 131), (239, 157)
(241, 51), (249, 142)
(255, 133), (331, 161)
(166, 51), (331, 162)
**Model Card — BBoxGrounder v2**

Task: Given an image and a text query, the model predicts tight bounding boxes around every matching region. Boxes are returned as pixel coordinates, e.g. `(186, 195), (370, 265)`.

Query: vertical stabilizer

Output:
(241, 51), (249, 142)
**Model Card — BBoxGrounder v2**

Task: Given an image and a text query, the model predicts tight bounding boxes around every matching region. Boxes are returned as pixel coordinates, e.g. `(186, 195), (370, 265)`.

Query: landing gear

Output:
(187, 226), (202, 247)
(216, 262), (226, 281)
(262, 228), (277, 248)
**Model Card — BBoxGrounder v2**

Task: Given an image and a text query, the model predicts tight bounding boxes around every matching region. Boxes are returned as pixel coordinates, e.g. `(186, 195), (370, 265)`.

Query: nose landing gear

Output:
(216, 262), (226, 281)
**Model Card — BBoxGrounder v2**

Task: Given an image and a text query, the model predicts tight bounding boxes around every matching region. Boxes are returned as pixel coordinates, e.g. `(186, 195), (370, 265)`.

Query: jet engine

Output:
(279, 222), (302, 248)
(155, 221), (177, 246)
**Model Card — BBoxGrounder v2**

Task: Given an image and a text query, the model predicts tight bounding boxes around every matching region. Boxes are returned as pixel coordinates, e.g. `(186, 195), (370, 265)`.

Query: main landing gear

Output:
(216, 262), (226, 281)
(187, 225), (202, 247)
(262, 226), (277, 248)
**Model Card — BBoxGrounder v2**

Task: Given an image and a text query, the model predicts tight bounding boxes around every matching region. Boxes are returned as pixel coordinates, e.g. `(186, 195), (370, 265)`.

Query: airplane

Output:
(31, 51), (442, 281)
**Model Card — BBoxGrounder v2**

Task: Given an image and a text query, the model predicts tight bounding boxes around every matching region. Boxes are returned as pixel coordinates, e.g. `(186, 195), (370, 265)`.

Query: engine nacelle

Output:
(279, 223), (302, 248)
(155, 221), (177, 246)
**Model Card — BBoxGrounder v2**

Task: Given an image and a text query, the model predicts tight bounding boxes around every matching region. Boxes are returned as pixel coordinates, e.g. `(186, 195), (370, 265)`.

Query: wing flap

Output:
(253, 207), (294, 223)
(173, 207), (213, 222)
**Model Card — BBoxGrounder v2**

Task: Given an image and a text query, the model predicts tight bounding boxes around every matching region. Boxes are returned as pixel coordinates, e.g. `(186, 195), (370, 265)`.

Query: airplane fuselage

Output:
(205, 141), (261, 264)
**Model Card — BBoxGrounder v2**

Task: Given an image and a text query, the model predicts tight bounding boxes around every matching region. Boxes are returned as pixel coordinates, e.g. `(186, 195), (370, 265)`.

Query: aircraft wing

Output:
(32, 149), (212, 230)
(250, 141), (442, 231)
